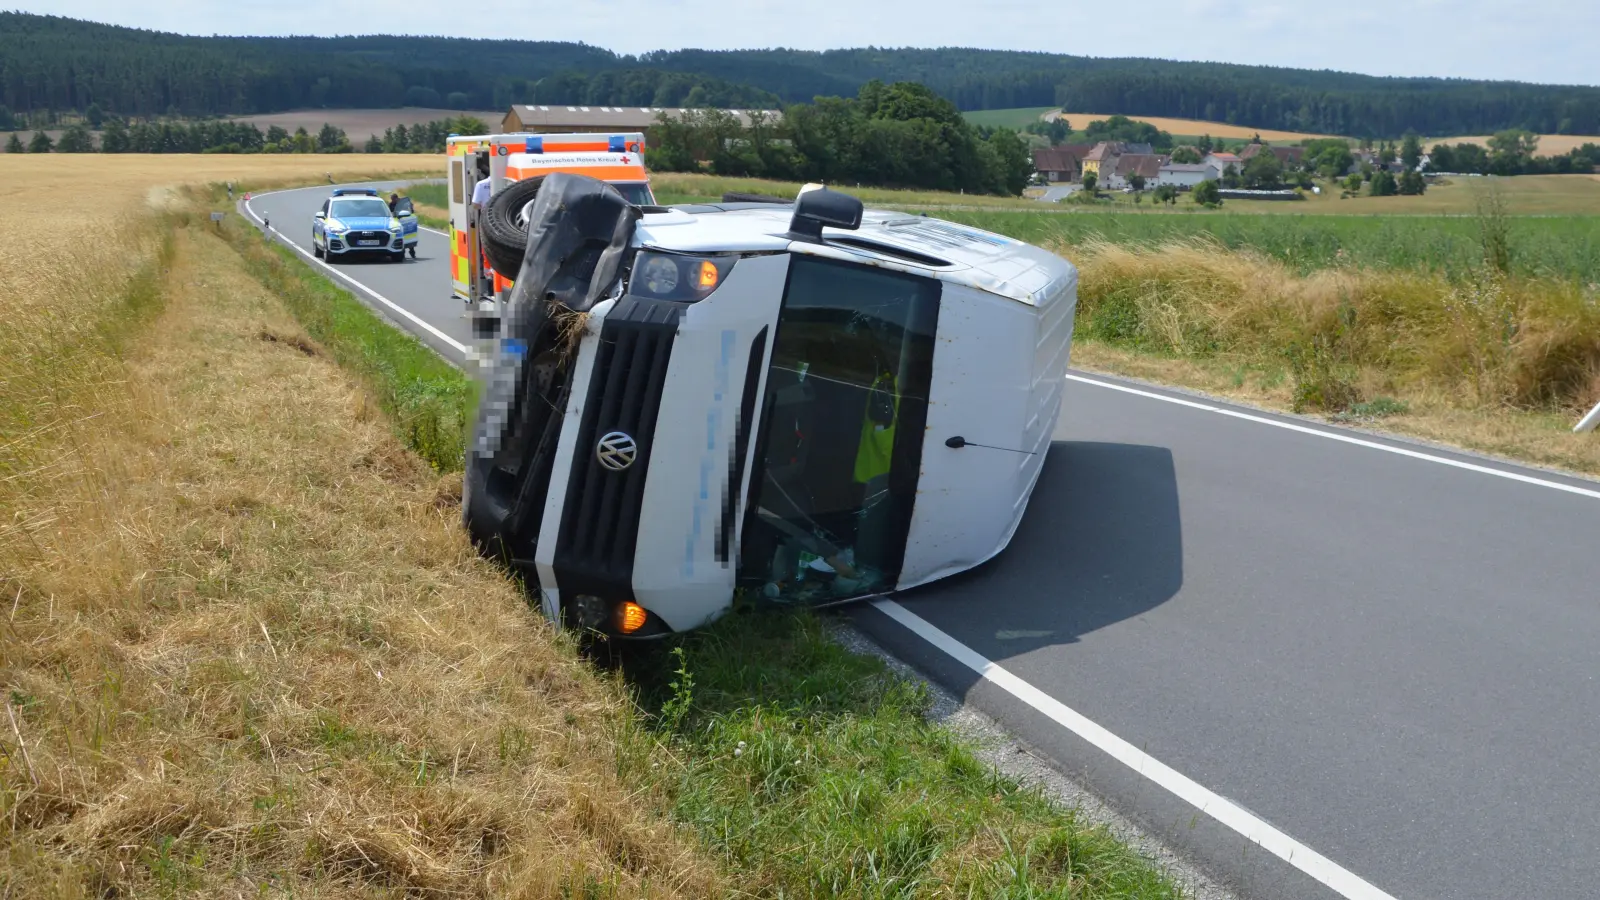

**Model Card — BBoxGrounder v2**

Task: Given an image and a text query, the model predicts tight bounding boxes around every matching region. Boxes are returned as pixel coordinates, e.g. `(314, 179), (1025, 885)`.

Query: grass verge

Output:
(213, 192), (473, 472)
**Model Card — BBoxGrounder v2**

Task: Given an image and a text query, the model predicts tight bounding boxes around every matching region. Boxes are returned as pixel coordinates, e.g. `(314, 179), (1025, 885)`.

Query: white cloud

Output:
(15, 0), (1600, 86)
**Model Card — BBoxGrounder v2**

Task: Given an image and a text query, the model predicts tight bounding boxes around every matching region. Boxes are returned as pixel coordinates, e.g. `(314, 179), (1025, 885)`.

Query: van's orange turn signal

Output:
(616, 601), (648, 634)
(697, 260), (720, 289)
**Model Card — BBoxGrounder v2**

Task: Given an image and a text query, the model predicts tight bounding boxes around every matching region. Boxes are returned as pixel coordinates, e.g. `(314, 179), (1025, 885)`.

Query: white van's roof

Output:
(635, 205), (1073, 306)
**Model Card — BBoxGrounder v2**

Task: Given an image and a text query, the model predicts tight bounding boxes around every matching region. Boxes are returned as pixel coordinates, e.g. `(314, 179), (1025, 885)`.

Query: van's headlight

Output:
(628, 252), (735, 302)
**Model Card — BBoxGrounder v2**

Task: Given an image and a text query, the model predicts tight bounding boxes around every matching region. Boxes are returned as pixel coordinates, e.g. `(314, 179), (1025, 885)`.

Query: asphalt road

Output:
(245, 183), (1600, 900)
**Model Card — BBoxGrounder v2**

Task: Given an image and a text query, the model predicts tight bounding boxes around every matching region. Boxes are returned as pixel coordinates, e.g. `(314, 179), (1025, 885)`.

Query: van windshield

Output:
(739, 255), (939, 606)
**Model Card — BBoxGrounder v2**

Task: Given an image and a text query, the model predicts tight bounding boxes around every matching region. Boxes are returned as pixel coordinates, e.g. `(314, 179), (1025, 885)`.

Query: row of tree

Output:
(1426, 132), (1600, 176)
(1, 115), (489, 154)
(647, 81), (1033, 196)
(7, 12), (1600, 139)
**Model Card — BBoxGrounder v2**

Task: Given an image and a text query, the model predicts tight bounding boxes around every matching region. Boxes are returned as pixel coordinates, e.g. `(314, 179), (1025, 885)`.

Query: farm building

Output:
(1204, 151), (1242, 179)
(1081, 141), (1157, 181)
(1157, 162), (1212, 187)
(1239, 143), (1306, 167)
(1104, 153), (1165, 189)
(499, 105), (782, 142)
(1031, 144), (1095, 182)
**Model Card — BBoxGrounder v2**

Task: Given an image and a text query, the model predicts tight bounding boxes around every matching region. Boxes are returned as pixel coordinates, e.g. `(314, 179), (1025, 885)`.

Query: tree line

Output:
(6, 12), (1600, 139)
(647, 81), (1032, 196)
(1426, 132), (1600, 176)
(2, 115), (488, 155)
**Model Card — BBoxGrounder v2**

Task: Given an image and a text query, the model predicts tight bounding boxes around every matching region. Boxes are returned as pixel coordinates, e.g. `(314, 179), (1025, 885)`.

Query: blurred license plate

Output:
(356, 239), (381, 246)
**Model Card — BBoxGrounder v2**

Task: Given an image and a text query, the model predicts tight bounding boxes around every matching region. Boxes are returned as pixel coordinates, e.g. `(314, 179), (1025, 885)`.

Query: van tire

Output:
(481, 176), (546, 276)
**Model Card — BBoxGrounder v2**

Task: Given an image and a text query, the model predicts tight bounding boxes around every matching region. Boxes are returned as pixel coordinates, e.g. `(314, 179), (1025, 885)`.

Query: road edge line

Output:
(871, 598), (1399, 900)
(1066, 373), (1600, 501)
(240, 188), (468, 356)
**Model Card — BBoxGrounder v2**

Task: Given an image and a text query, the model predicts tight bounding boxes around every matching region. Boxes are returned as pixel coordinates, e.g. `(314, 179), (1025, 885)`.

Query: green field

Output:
(419, 173), (1600, 281)
(961, 106), (1057, 128)
(940, 208), (1600, 280)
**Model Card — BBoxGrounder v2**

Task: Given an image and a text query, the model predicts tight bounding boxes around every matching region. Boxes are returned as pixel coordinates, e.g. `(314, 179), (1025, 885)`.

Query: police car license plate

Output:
(356, 239), (381, 246)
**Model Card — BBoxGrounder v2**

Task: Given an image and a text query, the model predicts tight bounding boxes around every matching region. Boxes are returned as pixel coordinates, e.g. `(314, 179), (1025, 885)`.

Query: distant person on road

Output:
(387, 192), (401, 212)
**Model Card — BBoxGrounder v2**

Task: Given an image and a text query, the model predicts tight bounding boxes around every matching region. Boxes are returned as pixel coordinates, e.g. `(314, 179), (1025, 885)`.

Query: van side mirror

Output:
(788, 187), (863, 242)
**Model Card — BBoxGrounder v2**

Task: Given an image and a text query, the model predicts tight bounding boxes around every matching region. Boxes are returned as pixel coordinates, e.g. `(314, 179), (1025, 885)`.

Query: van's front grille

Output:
(553, 297), (682, 597)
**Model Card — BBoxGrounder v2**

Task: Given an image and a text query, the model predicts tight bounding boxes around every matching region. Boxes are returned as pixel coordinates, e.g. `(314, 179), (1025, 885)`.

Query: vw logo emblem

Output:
(596, 431), (638, 471)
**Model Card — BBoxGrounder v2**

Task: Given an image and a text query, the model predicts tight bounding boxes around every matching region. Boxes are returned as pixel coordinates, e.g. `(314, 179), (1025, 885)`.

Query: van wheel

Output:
(481, 176), (545, 276)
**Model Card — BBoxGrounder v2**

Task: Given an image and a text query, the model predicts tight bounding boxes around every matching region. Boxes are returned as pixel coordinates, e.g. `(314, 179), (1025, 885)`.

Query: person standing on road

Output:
(470, 159), (495, 301)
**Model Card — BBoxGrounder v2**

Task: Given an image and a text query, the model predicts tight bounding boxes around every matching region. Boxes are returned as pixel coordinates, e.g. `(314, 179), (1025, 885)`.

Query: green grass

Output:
(215, 191), (474, 472)
(404, 182), (449, 209)
(963, 106), (1058, 129)
(931, 208), (1600, 281)
(629, 611), (1181, 899)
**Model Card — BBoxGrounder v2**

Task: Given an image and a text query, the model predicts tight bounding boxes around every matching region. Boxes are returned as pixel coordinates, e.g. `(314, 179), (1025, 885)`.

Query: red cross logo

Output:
(620, 155), (631, 164)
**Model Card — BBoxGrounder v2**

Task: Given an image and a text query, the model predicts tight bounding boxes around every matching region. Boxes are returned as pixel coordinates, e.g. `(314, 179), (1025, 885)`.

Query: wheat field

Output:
(1049, 111), (1333, 141)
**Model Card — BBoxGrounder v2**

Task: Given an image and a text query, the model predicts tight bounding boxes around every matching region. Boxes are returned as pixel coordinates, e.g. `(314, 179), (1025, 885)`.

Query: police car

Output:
(312, 188), (409, 262)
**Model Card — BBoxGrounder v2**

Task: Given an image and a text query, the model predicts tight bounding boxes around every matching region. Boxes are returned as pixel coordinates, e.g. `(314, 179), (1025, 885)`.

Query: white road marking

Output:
(872, 598), (1400, 900)
(241, 189), (468, 356)
(1066, 372), (1600, 502)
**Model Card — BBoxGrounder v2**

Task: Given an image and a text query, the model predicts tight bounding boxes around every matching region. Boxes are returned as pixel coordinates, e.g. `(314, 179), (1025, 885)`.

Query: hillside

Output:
(4, 11), (1600, 137)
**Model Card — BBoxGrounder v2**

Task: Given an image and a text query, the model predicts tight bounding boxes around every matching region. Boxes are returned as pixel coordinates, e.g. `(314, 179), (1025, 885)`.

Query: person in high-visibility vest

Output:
(850, 365), (900, 585)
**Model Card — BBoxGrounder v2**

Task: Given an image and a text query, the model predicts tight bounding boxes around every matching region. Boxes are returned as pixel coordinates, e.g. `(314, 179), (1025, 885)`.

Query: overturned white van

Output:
(463, 175), (1077, 637)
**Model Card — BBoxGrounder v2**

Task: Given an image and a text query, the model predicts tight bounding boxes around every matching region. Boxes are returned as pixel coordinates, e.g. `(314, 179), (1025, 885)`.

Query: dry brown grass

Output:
(0, 156), (720, 897)
(1049, 111), (1332, 141)
(1062, 237), (1600, 474)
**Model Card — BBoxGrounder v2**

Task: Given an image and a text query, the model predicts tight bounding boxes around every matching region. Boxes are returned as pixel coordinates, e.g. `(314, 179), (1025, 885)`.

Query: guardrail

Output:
(1578, 400), (1600, 434)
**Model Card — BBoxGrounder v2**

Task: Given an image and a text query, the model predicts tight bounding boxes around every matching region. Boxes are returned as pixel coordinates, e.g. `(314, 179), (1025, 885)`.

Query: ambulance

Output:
(445, 132), (656, 314)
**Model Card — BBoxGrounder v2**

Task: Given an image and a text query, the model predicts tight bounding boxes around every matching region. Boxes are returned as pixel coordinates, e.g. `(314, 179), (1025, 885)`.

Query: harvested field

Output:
(1434, 133), (1600, 155)
(227, 107), (503, 139)
(1050, 111), (1333, 141)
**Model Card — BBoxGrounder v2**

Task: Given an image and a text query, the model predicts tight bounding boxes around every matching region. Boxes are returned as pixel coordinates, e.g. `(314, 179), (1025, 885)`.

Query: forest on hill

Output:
(3, 12), (1599, 138)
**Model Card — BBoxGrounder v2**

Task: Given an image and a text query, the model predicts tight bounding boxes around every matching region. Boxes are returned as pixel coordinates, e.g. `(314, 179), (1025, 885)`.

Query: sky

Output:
(16, 0), (1600, 87)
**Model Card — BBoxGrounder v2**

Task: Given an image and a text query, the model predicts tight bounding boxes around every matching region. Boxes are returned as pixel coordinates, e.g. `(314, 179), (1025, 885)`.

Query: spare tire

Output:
(721, 191), (792, 204)
(481, 176), (545, 276)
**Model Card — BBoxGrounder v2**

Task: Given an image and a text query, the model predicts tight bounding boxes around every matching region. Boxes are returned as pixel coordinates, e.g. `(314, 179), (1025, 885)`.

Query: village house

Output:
(1239, 143), (1306, 168)
(1157, 162), (1212, 188)
(1204, 151), (1242, 180)
(1081, 141), (1155, 182)
(1103, 153), (1166, 190)
(1030, 144), (1095, 182)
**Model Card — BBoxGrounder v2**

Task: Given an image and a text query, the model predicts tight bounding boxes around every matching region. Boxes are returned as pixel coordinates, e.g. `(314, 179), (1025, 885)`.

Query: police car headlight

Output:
(627, 252), (735, 302)
(388, 221), (401, 232)
(325, 220), (347, 234)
